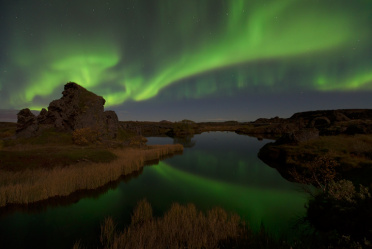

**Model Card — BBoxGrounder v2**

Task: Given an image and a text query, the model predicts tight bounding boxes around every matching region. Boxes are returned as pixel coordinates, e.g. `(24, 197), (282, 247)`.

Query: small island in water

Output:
(0, 82), (371, 249)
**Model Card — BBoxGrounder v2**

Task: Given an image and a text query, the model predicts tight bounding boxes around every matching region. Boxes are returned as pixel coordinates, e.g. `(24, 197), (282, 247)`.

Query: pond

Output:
(0, 132), (308, 249)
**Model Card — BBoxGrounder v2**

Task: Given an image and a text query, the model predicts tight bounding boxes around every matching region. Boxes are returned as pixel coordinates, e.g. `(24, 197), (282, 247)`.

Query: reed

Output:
(99, 199), (246, 249)
(74, 199), (300, 249)
(77, 198), (366, 249)
(0, 144), (183, 207)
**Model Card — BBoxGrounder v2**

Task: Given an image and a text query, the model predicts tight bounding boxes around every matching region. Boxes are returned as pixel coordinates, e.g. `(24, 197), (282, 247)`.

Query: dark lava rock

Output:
(37, 108), (48, 123)
(16, 108), (38, 137)
(16, 82), (119, 139)
(275, 129), (319, 145)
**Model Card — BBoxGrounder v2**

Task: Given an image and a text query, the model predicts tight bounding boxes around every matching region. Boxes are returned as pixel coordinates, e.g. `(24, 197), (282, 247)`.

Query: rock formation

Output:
(16, 108), (38, 136)
(16, 82), (119, 139)
(275, 129), (319, 145)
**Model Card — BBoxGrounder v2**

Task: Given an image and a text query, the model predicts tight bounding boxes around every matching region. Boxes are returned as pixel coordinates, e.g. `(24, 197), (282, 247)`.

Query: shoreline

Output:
(0, 144), (183, 208)
(258, 134), (372, 186)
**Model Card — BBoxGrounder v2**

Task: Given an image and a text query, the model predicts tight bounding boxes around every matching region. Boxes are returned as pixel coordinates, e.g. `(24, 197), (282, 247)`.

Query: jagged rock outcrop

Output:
(17, 82), (119, 139)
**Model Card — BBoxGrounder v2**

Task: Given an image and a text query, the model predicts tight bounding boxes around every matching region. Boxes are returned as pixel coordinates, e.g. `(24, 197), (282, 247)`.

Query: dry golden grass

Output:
(0, 144), (183, 207)
(97, 199), (246, 249)
(74, 200), (300, 249)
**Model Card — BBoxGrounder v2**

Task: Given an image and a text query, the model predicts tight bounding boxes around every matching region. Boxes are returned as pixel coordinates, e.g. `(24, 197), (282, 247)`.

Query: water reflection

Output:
(152, 161), (307, 230)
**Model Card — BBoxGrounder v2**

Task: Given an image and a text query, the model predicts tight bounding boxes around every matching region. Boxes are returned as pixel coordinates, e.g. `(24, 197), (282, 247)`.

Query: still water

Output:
(0, 132), (308, 249)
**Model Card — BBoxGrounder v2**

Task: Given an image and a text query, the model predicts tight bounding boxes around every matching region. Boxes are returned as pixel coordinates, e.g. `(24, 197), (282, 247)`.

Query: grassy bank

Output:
(0, 144), (183, 207)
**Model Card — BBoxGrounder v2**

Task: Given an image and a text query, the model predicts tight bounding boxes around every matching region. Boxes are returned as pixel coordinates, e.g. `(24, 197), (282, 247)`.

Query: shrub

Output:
(327, 179), (356, 203)
(72, 127), (101, 145)
(327, 179), (371, 203)
(289, 154), (338, 195)
(306, 180), (372, 244)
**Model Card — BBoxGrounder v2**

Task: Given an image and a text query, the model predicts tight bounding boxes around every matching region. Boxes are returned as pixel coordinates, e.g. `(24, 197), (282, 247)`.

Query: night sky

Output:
(1, 0), (371, 121)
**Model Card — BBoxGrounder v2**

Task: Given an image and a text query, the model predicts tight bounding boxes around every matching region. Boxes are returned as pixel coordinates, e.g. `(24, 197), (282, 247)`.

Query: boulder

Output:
(16, 82), (119, 139)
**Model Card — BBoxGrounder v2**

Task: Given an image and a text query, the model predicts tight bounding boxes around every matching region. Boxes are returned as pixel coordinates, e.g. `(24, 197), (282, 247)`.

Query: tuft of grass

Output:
(131, 199), (153, 225)
(100, 217), (116, 248)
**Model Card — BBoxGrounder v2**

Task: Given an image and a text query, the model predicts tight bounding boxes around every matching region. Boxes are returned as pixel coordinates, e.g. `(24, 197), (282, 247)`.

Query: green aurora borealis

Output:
(1, 0), (371, 120)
